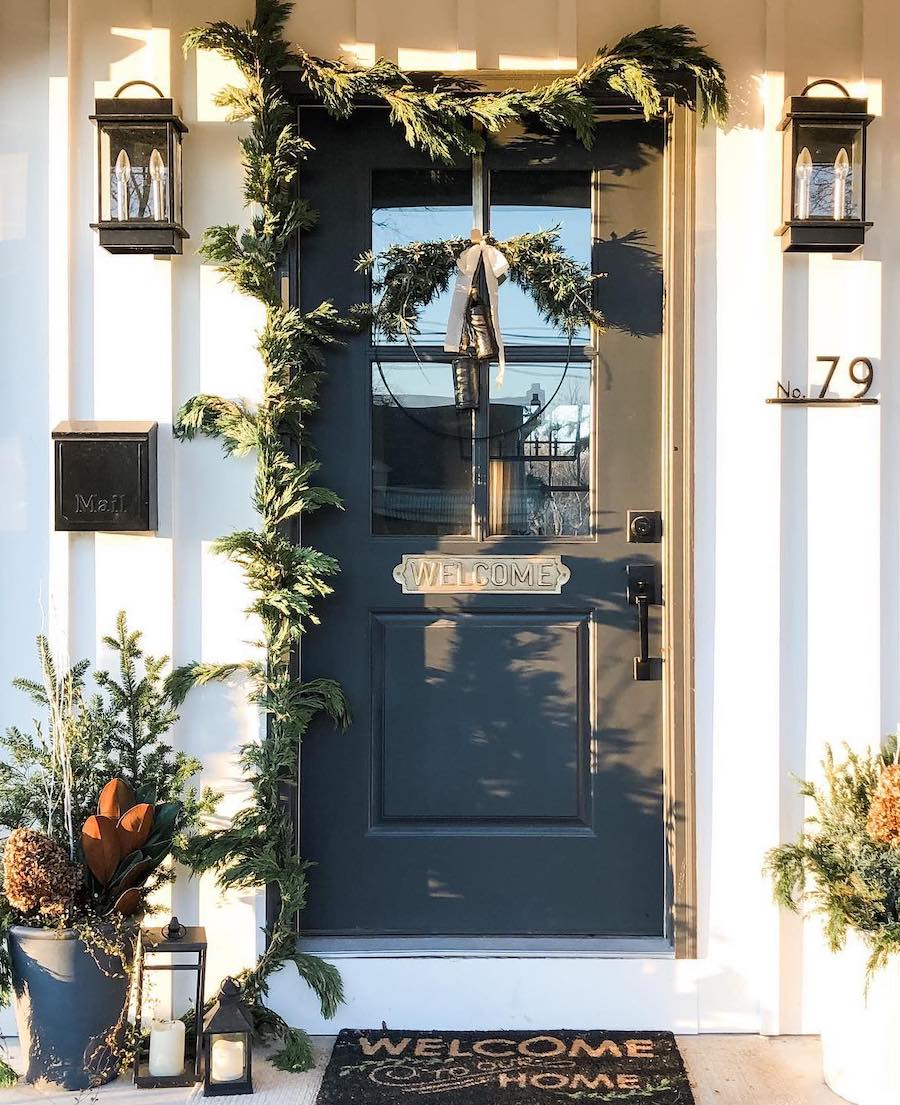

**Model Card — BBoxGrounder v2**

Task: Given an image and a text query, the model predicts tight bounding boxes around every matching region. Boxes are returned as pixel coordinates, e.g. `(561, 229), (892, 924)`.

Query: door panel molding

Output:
(369, 610), (592, 831)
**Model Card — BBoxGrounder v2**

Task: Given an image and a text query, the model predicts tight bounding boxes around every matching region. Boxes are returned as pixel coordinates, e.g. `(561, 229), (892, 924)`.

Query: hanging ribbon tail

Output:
(444, 244), (481, 356)
(481, 242), (509, 385)
(444, 241), (509, 384)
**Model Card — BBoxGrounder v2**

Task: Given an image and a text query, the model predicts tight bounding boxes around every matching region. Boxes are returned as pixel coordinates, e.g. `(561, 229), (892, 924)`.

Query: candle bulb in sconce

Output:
(149, 149), (165, 221)
(148, 1019), (186, 1078)
(114, 149), (131, 221)
(794, 146), (812, 220)
(833, 147), (850, 220)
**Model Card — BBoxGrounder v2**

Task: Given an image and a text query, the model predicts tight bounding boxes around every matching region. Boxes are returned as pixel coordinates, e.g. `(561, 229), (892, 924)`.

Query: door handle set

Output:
(626, 565), (662, 681)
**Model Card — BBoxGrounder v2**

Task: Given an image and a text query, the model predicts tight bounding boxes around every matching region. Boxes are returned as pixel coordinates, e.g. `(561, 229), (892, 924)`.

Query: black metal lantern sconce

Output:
(202, 977), (254, 1096)
(777, 80), (874, 254)
(90, 81), (188, 255)
(133, 918), (207, 1088)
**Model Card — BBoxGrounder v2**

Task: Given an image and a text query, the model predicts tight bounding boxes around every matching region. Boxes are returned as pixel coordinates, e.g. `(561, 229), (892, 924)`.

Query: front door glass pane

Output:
(371, 169), (472, 344)
(489, 170), (592, 347)
(489, 361), (591, 536)
(372, 362), (472, 535)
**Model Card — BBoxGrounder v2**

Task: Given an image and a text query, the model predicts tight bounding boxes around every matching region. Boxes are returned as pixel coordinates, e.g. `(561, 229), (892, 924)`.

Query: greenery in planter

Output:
(173, 0), (728, 1072)
(0, 614), (218, 1083)
(765, 739), (900, 978)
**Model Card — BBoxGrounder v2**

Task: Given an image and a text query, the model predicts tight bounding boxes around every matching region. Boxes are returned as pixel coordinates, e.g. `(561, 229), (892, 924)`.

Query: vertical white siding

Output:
(0, 0), (897, 1034)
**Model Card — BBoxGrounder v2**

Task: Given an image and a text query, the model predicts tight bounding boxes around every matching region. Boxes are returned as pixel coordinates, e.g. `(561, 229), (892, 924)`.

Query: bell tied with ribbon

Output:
(452, 358), (480, 411)
(445, 230), (509, 410)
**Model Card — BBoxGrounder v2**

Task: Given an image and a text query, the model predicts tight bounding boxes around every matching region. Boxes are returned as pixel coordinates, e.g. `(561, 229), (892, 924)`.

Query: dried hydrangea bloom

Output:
(2, 827), (82, 918)
(866, 762), (900, 847)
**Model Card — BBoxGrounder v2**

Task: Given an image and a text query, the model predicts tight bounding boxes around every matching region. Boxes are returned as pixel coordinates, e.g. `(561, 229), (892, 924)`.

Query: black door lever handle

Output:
(627, 565), (662, 681)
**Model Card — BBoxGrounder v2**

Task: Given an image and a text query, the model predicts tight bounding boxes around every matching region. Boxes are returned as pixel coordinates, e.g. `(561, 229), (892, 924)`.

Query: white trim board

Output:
(267, 956), (757, 1035)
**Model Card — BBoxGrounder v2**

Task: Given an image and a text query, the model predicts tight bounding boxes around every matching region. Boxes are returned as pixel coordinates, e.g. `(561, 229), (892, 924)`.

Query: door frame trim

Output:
(287, 94), (698, 960)
(661, 103), (697, 960)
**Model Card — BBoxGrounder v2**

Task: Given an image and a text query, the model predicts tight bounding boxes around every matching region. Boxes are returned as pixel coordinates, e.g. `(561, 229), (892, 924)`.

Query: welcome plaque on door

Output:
(392, 554), (571, 595)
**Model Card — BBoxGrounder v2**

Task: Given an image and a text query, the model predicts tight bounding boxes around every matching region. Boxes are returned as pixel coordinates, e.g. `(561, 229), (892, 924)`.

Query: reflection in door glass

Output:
(371, 169), (472, 344)
(372, 362), (473, 535)
(489, 362), (591, 536)
(490, 171), (591, 347)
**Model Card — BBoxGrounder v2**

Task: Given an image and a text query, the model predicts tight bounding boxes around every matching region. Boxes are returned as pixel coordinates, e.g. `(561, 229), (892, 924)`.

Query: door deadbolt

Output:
(627, 510), (662, 543)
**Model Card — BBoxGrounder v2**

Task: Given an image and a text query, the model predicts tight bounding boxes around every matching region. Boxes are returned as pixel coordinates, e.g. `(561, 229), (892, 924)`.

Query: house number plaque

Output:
(392, 555), (571, 595)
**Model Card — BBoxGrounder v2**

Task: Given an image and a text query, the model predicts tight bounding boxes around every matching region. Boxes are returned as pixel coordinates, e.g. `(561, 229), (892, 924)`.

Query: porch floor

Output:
(2, 1035), (845, 1104)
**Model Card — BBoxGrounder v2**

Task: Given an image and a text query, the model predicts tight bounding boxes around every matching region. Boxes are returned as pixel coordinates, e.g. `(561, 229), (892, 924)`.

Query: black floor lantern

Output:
(90, 80), (189, 255)
(203, 977), (254, 1096)
(133, 918), (207, 1088)
(777, 79), (874, 253)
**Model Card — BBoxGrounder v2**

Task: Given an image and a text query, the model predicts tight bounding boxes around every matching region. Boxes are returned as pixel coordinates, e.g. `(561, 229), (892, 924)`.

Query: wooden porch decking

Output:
(2, 1036), (846, 1104)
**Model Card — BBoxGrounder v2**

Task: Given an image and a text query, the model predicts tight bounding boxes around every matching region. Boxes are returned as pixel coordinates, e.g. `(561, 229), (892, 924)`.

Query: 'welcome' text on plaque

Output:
(392, 555), (570, 595)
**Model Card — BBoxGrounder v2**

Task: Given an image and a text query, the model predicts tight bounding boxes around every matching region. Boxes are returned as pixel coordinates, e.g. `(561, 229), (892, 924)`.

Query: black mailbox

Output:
(53, 421), (158, 532)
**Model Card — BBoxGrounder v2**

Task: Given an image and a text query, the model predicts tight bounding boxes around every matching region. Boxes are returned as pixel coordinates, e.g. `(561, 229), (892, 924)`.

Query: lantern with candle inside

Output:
(133, 918), (207, 1088)
(777, 80), (873, 253)
(202, 977), (254, 1096)
(90, 81), (188, 255)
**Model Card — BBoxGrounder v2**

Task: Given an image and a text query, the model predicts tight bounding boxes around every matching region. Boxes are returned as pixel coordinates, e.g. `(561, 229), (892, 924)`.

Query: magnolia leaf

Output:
(108, 850), (153, 894)
(148, 801), (181, 842)
(82, 814), (122, 885)
(109, 887), (142, 918)
(117, 802), (155, 855)
(98, 778), (137, 821)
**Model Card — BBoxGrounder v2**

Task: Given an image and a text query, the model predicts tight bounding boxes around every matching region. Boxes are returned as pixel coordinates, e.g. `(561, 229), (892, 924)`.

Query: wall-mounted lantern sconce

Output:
(777, 80), (873, 253)
(90, 81), (188, 255)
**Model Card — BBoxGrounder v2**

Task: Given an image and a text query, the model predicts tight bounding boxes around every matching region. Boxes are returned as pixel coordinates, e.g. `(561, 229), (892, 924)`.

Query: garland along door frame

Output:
(288, 86), (696, 956)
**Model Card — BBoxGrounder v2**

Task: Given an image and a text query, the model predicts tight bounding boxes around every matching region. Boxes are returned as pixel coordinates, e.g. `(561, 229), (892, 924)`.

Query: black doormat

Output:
(316, 1030), (695, 1104)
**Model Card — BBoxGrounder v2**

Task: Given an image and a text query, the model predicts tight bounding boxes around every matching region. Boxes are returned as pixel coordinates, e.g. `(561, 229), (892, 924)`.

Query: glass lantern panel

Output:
(782, 126), (794, 222)
(209, 1033), (247, 1082)
(793, 122), (863, 220)
(101, 124), (170, 221)
(173, 132), (183, 225)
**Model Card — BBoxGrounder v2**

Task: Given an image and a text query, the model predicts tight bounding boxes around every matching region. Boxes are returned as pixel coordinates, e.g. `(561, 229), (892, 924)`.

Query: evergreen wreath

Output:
(359, 227), (603, 343)
(172, 0), (728, 1072)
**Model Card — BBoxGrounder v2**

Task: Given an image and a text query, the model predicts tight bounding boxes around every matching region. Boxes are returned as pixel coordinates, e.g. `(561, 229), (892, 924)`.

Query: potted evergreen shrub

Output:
(765, 741), (900, 1105)
(0, 615), (217, 1091)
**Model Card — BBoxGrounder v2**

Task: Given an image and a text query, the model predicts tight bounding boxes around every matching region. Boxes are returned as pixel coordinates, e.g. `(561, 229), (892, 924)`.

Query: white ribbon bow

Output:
(444, 233), (509, 384)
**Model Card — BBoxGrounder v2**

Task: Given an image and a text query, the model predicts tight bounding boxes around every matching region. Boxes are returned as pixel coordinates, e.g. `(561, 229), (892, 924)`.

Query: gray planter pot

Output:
(8, 924), (135, 1091)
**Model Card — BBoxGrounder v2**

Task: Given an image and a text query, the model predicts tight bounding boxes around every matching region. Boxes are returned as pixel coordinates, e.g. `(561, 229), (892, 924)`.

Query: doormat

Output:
(316, 1030), (695, 1104)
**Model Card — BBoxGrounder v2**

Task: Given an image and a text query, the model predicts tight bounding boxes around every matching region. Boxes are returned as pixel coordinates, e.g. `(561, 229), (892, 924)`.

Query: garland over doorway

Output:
(173, 0), (728, 1071)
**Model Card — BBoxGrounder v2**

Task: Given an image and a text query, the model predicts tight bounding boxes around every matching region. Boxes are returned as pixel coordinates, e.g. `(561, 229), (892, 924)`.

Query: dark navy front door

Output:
(298, 106), (666, 939)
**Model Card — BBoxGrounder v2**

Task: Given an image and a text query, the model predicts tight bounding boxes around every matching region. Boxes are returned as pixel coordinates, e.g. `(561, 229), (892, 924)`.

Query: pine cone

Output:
(2, 828), (82, 919)
(867, 763), (900, 847)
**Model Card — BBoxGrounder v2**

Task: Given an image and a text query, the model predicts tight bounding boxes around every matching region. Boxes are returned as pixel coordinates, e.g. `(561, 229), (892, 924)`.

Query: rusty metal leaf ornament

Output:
(117, 803), (155, 855)
(98, 778), (137, 821)
(82, 814), (122, 885)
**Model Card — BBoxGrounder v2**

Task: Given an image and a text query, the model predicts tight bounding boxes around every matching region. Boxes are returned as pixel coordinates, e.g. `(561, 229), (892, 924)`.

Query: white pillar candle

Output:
(148, 1018), (186, 1077)
(211, 1037), (246, 1082)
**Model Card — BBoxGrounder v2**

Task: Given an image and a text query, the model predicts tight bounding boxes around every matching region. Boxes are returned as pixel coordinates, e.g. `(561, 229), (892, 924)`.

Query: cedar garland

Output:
(173, 0), (727, 1071)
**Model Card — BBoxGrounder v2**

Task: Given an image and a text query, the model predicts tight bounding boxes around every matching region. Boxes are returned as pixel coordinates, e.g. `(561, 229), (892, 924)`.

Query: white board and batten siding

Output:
(2, 0), (900, 1036)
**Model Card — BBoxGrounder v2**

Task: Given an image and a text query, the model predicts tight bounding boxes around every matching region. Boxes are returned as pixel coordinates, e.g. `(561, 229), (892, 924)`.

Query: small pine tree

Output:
(93, 613), (219, 848)
(0, 614), (219, 861)
(0, 639), (109, 854)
